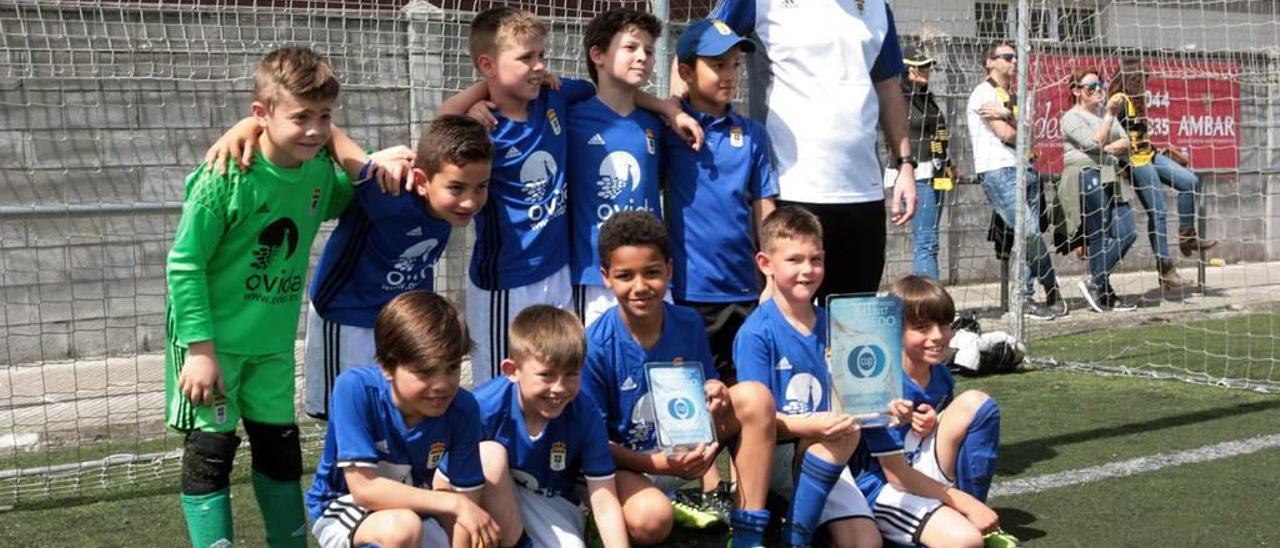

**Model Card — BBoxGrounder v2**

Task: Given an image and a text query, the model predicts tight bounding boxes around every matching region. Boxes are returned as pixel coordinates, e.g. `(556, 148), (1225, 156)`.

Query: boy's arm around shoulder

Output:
(636, 92), (703, 150)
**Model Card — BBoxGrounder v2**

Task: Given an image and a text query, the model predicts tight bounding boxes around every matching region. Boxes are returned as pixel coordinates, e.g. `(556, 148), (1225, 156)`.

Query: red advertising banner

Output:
(1029, 55), (1240, 173)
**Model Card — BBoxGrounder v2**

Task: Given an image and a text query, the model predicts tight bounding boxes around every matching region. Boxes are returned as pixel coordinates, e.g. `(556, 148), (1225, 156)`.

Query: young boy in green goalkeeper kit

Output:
(165, 47), (404, 548)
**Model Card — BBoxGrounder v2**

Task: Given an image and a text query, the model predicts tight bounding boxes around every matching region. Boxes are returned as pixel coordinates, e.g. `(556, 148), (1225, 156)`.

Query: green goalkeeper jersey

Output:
(166, 149), (353, 355)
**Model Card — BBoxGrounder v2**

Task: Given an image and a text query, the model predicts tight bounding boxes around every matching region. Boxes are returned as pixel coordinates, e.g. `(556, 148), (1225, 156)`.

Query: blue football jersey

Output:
(665, 102), (778, 302)
(473, 377), (615, 504)
(566, 95), (664, 286)
(305, 366), (484, 521)
(849, 425), (907, 505)
(582, 302), (719, 453)
(734, 299), (829, 423)
(470, 81), (595, 291)
(309, 182), (453, 328)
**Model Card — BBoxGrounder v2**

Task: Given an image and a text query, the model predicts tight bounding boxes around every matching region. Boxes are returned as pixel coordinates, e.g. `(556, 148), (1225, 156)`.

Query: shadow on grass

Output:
(998, 397), (1280, 475)
(994, 506), (1046, 541)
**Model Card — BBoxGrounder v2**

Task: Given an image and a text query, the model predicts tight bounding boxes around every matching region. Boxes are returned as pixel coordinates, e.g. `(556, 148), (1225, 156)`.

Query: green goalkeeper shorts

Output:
(165, 341), (297, 432)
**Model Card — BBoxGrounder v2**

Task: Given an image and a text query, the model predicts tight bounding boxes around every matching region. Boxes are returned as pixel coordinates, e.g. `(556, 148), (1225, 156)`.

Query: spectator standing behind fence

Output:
(1108, 58), (1216, 291)
(966, 41), (1065, 320)
(684, 0), (917, 300)
(1060, 68), (1139, 313)
(899, 46), (954, 282)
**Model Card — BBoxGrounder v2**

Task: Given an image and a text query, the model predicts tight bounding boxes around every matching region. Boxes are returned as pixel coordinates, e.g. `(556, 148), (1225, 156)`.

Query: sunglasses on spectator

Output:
(1075, 81), (1105, 93)
(991, 53), (1017, 62)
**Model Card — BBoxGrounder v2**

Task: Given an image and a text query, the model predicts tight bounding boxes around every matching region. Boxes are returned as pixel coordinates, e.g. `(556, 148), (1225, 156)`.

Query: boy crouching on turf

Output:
(847, 278), (1012, 548)
(733, 206), (881, 548)
(883, 275), (1015, 546)
(166, 47), (370, 548)
(306, 291), (500, 548)
(448, 305), (628, 548)
(580, 210), (777, 547)
(301, 115), (492, 419)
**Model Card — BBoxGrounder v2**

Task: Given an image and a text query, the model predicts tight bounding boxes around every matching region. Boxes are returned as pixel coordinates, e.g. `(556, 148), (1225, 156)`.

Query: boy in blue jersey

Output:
(306, 291), (500, 548)
(567, 9), (676, 328)
(438, 7), (592, 385)
(441, 7), (700, 383)
(886, 275), (1013, 545)
(461, 305), (628, 548)
(733, 207), (880, 548)
(667, 18), (778, 386)
(846, 277), (1011, 548)
(301, 115), (492, 419)
(580, 211), (776, 547)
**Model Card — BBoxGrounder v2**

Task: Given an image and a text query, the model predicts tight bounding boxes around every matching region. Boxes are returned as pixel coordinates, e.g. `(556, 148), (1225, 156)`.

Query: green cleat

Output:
(671, 491), (727, 531)
(984, 529), (1021, 548)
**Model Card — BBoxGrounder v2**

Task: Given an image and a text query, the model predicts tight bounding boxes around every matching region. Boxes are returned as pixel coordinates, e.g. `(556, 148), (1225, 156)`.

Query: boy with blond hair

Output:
(302, 115), (492, 419)
(439, 6), (594, 383)
(451, 305), (628, 548)
(580, 210), (776, 547)
(734, 206), (880, 548)
(306, 291), (499, 548)
(166, 47), (358, 548)
(446, 8), (702, 342)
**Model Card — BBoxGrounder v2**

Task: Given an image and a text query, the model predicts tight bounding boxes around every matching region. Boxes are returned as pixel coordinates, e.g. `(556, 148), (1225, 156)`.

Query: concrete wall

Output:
(1, 1), (1277, 366)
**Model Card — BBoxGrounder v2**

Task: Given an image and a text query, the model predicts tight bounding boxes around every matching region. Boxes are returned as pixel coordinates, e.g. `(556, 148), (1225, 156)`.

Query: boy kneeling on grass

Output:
(580, 211), (777, 547)
(437, 304), (629, 548)
(848, 276), (1017, 548)
(306, 291), (500, 548)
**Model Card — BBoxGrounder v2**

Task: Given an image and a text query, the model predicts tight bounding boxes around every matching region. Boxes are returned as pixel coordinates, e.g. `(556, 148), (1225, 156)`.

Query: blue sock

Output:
(955, 398), (1001, 502)
(788, 451), (844, 545)
(731, 508), (770, 548)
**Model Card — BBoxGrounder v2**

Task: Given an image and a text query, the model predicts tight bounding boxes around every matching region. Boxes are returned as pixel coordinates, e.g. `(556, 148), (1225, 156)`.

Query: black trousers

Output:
(777, 200), (887, 302)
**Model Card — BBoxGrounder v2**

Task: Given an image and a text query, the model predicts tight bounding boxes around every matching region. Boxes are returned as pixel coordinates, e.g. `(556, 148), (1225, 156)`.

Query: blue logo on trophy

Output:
(667, 397), (697, 420)
(848, 344), (886, 378)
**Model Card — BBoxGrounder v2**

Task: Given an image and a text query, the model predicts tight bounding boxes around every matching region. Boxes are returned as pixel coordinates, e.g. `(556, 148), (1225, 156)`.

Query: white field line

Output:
(989, 433), (1280, 499)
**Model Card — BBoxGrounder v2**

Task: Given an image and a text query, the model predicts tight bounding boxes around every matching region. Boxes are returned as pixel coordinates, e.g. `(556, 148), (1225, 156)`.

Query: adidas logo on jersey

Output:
(375, 440), (388, 454)
(256, 203), (270, 214)
(620, 376), (638, 391)
(777, 357), (793, 370)
(505, 146), (522, 159)
(588, 133), (606, 146)
(406, 226), (423, 237)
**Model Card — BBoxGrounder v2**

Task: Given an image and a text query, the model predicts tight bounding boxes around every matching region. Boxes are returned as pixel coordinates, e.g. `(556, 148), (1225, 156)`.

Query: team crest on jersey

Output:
(426, 441), (446, 469)
(212, 397), (228, 424)
(309, 187), (322, 215)
(547, 108), (562, 135)
(549, 441), (567, 471)
(645, 129), (657, 155)
(729, 126), (744, 148)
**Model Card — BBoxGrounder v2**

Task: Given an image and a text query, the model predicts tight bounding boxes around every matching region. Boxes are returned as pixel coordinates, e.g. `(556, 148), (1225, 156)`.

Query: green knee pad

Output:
(251, 471), (307, 548)
(181, 489), (234, 548)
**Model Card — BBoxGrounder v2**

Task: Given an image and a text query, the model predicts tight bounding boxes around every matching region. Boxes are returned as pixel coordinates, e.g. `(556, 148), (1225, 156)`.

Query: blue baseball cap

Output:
(676, 18), (756, 63)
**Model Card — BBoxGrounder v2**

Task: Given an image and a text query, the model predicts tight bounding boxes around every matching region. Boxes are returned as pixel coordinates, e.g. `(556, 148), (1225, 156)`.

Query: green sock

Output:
(251, 471), (308, 548)
(181, 489), (234, 548)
